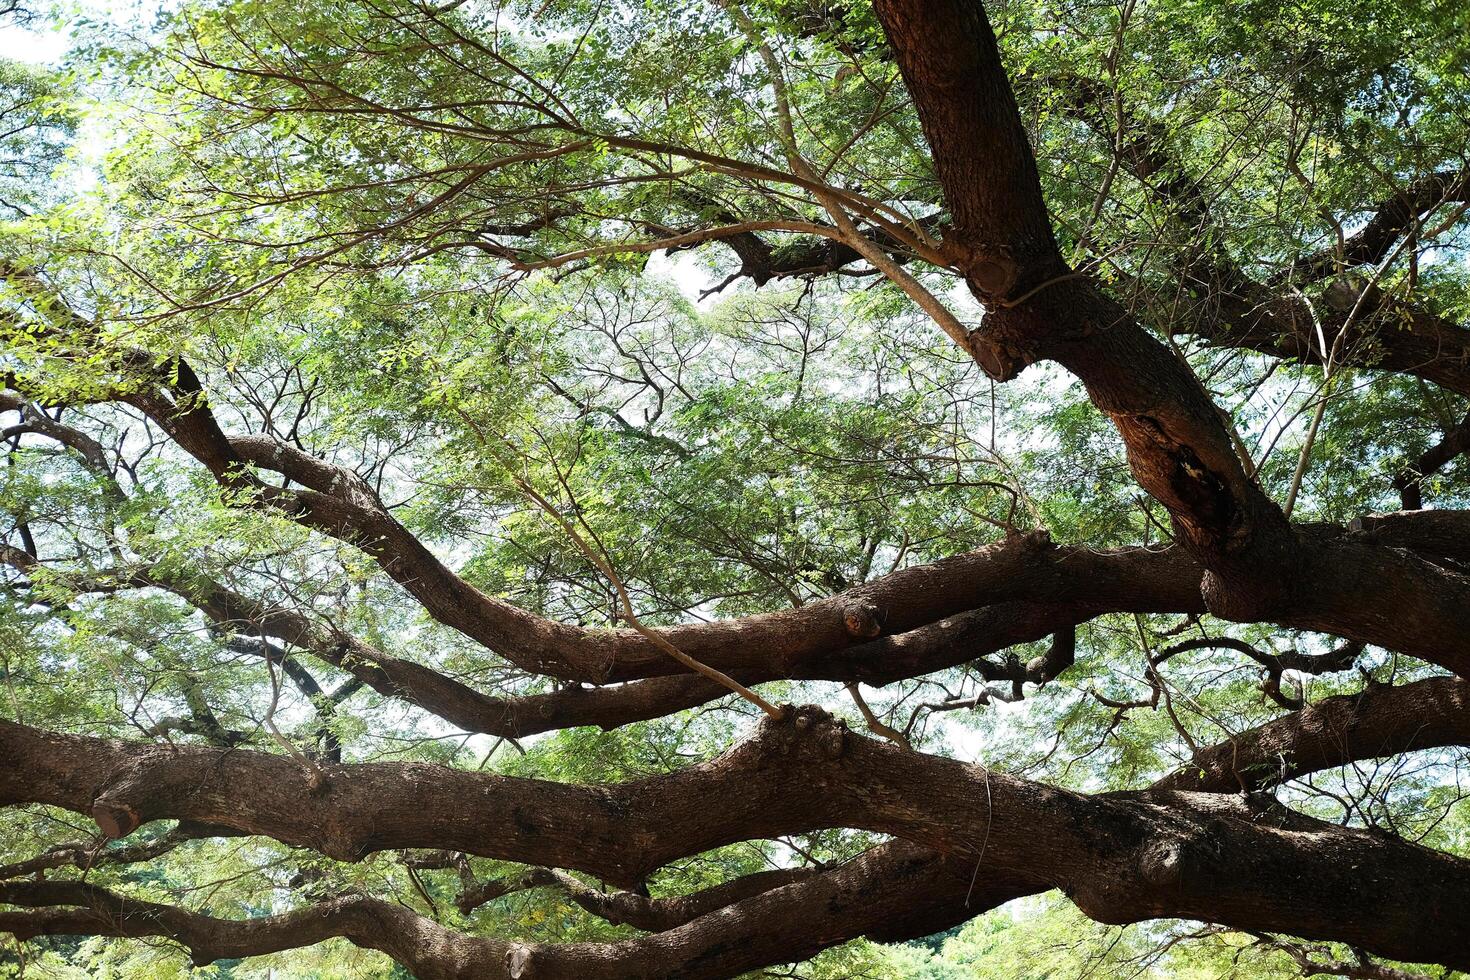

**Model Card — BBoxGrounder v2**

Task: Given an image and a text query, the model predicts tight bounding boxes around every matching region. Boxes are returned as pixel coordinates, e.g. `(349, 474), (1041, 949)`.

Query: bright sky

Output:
(0, 18), (66, 64)
(0, 0), (160, 64)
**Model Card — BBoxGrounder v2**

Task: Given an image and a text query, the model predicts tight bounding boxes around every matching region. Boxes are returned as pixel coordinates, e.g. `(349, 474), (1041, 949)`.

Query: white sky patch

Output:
(0, 18), (67, 64)
(646, 248), (731, 310)
(1, 0), (161, 66)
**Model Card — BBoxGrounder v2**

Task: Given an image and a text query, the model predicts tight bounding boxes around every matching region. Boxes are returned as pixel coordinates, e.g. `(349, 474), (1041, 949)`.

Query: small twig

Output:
(457, 410), (780, 718)
(992, 269), (1093, 308)
(514, 472), (781, 718)
(844, 682), (912, 749)
(263, 647), (327, 788)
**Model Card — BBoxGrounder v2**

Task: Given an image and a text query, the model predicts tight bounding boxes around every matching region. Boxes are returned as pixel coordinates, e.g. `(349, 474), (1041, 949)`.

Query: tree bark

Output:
(4, 710), (1468, 967)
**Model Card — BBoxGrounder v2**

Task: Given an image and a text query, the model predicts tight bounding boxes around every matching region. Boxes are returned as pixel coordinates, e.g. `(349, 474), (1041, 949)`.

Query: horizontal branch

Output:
(0, 533), (1183, 737)
(1186, 282), (1470, 399)
(1348, 509), (1470, 566)
(4, 708), (1468, 967)
(3, 385), (1211, 684)
(18, 342), (1470, 695)
(0, 822), (236, 881)
(467, 864), (820, 931)
(0, 842), (1008, 980)
(15, 669), (1468, 975)
(228, 430), (1196, 684)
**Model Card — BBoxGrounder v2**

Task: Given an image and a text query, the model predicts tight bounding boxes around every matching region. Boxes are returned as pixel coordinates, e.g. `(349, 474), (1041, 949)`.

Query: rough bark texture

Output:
(5, 1), (1470, 976)
(1154, 676), (1470, 793)
(871, 0), (1305, 627)
(0, 844), (1011, 980)
(4, 709), (1470, 968)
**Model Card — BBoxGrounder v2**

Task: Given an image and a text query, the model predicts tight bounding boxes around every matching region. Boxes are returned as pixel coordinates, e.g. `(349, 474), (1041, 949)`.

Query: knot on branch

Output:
(942, 240), (1022, 300)
(317, 838), (368, 864)
(1071, 815), (1214, 921)
(1139, 837), (1188, 887)
(91, 801), (141, 840)
(506, 943), (536, 979)
(1014, 527), (1053, 552)
(314, 817), (373, 863)
(964, 327), (1031, 382)
(89, 759), (169, 840)
(840, 600), (884, 639)
(1113, 415), (1239, 549)
(1322, 276), (1383, 315)
(761, 704), (849, 762)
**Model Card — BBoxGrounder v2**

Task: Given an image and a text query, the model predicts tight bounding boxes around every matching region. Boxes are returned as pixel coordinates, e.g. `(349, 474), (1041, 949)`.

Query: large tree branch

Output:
(460, 864), (820, 930)
(1277, 169), (1470, 289)
(1155, 674), (1470, 793)
(1344, 509), (1470, 566)
(870, 5), (1470, 665)
(0, 514), (1201, 734)
(14, 380), (1470, 713)
(1039, 72), (1470, 402)
(1394, 409), (1470, 510)
(0, 842), (1008, 980)
(4, 708), (1469, 967)
(3, 386), (1211, 685)
(177, 427), (1470, 677)
(1184, 281), (1470, 399)
(0, 822), (237, 881)
(871, 0), (1308, 625)
(17, 671), (1469, 975)
(17, 289), (1470, 679)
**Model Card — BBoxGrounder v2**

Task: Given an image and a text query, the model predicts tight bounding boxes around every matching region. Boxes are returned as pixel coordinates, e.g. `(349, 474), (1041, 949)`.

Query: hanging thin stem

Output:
(455, 409), (781, 718)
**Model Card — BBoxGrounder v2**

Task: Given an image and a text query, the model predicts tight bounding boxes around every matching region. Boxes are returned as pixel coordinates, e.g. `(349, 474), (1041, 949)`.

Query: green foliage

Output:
(0, 0), (1467, 976)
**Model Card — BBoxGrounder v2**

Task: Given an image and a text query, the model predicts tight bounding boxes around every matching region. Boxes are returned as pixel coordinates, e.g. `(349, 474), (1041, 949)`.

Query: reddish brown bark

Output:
(0, 844), (1008, 980)
(4, 710), (1469, 968)
(6, 2), (1470, 975)
(1154, 675), (1470, 793)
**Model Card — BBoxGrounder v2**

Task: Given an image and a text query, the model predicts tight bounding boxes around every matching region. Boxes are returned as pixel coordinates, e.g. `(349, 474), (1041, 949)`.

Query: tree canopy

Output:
(1, 0), (1469, 976)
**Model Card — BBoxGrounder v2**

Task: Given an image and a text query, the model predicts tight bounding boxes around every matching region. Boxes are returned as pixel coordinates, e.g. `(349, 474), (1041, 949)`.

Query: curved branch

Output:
(1394, 410), (1470, 510)
(1279, 169), (1470, 288)
(0, 842), (1007, 980)
(4, 708), (1469, 967)
(0, 822), (237, 881)
(3, 389), (1209, 684)
(1153, 635), (1362, 709)
(872, 0), (1303, 625)
(22, 357), (1470, 686)
(463, 864), (820, 931)
(1155, 674), (1470, 793)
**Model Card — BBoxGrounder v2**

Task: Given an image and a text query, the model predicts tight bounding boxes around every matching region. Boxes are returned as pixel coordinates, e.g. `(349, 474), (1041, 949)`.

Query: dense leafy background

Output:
(1, 0), (1467, 975)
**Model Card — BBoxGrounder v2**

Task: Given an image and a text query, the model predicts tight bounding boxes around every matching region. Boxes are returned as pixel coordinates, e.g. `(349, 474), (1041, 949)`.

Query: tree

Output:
(2, 0), (1469, 976)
